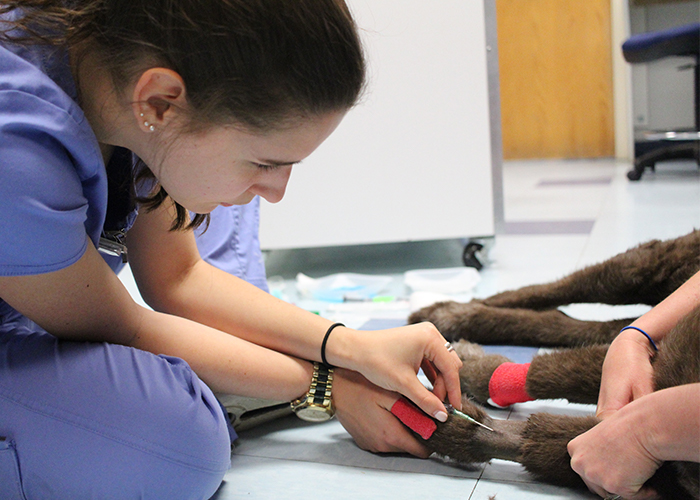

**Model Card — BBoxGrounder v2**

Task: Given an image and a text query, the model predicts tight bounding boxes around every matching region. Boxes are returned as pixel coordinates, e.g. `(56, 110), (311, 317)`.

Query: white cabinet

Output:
(260, 0), (501, 250)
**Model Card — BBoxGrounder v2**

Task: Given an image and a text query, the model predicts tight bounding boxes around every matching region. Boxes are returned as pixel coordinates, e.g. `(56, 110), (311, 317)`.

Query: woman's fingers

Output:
(420, 324), (463, 409)
(346, 321), (463, 422)
(421, 358), (438, 386)
(333, 369), (431, 457)
(420, 358), (451, 405)
(400, 375), (450, 422)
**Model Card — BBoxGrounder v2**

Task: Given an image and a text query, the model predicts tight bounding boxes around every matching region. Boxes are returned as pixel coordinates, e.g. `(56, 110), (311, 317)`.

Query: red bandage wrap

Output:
(488, 362), (533, 408)
(390, 397), (437, 440)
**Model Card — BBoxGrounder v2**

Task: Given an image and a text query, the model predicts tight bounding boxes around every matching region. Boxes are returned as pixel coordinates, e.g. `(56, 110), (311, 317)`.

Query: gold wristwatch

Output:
(291, 362), (335, 422)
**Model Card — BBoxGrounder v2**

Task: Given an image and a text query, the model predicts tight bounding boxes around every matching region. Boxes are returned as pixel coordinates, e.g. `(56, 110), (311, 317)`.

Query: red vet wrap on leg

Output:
(390, 397), (437, 440)
(488, 362), (533, 407)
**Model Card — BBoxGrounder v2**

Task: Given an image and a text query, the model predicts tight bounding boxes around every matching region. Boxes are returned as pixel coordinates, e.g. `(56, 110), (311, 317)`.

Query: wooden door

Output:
(496, 0), (615, 159)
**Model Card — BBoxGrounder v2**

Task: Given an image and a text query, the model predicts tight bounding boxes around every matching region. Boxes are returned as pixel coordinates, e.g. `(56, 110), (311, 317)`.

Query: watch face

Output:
(297, 406), (333, 422)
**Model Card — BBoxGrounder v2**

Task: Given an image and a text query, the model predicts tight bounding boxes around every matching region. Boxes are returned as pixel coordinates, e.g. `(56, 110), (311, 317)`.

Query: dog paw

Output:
(454, 340), (511, 404)
(408, 300), (489, 341)
(427, 399), (501, 464)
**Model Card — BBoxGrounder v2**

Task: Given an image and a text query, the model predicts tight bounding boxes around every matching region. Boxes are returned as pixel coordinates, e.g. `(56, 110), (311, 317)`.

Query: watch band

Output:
(291, 362), (335, 421)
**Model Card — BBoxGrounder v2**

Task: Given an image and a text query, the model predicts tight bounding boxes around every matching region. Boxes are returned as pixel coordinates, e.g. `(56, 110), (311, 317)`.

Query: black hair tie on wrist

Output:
(321, 322), (344, 367)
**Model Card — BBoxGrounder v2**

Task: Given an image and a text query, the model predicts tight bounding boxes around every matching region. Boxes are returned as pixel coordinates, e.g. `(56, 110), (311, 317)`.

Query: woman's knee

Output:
(0, 333), (232, 498)
(2, 383), (232, 499)
(85, 351), (234, 497)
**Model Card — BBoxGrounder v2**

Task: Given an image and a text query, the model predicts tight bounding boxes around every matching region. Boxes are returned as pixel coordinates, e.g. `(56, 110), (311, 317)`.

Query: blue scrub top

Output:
(0, 42), (107, 277)
(0, 12), (143, 328)
(0, 23), (119, 329)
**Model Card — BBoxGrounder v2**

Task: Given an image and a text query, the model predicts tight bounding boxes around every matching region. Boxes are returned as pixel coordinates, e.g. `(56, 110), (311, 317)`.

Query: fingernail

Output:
(434, 411), (448, 422)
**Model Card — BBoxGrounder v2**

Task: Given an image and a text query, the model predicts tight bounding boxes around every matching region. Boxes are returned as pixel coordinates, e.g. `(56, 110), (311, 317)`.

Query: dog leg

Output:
(454, 341), (511, 404)
(483, 231), (700, 310)
(456, 341), (606, 405)
(520, 413), (698, 499)
(526, 346), (606, 404)
(424, 399), (597, 489)
(519, 413), (599, 488)
(425, 399), (524, 464)
(410, 301), (629, 346)
(424, 401), (695, 500)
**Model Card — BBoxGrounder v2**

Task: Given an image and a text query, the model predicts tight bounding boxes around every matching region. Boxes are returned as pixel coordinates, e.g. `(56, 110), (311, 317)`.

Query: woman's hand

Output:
(570, 328), (659, 498)
(330, 322), (462, 422)
(571, 384), (700, 499)
(332, 368), (431, 457)
(569, 396), (662, 499)
(596, 329), (656, 420)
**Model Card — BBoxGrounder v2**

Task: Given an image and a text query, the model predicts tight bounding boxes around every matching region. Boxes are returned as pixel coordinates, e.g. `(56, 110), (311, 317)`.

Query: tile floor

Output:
(120, 157), (699, 499)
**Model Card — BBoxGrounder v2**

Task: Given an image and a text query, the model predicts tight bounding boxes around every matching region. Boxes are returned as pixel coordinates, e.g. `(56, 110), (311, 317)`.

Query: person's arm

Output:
(568, 383), (700, 499)
(125, 200), (463, 421)
(629, 269), (700, 344)
(0, 241), (315, 400)
(597, 270), (700, 419)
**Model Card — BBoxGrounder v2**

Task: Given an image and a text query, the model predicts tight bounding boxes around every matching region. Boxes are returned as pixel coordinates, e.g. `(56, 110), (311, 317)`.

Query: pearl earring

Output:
(140, 113), (155, 132)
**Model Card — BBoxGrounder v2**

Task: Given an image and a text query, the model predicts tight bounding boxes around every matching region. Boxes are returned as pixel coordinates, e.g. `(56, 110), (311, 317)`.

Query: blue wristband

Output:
(619, 326), (659, 352)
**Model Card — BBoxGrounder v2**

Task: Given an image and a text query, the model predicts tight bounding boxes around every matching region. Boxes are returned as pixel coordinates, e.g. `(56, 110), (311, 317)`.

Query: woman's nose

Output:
(253, 165), (292, 204)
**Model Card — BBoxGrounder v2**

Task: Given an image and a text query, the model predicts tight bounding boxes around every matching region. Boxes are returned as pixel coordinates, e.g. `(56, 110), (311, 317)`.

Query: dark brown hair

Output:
(1, 0), (366, 229)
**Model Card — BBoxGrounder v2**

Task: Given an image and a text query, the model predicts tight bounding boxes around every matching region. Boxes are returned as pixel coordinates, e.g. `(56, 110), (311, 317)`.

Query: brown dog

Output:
(407, 230), (700, 499)
(410, 230), (699, 347)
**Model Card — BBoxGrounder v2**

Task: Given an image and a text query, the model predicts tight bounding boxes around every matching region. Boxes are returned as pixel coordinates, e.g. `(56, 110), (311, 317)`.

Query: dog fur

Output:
(410, 230), (699, 347)
(407, 230), (700, 499)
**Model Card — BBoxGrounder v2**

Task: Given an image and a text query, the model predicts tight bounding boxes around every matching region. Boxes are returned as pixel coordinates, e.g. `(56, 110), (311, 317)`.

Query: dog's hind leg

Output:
(456, 341), (606, 406)
(483, 231), (700, 310)
(424, 399), (598, 488)
(410, 301), (630, 346)
(424, 400), (695, 499)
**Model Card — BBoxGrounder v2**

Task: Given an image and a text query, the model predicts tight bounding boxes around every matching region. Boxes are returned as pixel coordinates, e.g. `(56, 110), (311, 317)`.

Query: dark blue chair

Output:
(622, 23), (700, 180)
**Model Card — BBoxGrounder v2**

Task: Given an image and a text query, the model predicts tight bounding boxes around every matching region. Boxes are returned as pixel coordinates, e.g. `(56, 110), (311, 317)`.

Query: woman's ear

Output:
(131, 68), (187, 133)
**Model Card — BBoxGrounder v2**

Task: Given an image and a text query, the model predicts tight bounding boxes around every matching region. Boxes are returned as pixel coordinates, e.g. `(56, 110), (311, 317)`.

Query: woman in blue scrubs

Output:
(0, 2), (462, 498)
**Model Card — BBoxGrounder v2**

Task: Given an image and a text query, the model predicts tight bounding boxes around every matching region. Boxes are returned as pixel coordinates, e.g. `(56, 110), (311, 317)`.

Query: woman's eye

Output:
(254, 163), (277, 171)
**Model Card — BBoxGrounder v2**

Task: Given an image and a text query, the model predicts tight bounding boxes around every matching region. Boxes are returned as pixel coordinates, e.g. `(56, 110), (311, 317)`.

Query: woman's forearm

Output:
(641, 383), (700, 463)
(570, 383), (699, 499)
(153, 259), (356, 367)
(632, 270), (700, 343)
(130, 305), (314, 400)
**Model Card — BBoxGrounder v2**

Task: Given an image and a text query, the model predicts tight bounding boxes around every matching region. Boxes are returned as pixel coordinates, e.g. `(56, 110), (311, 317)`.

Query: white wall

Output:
(260, 0), (498, 250)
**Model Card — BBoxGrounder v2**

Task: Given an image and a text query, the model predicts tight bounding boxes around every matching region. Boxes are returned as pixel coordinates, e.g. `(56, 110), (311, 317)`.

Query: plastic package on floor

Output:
(296, 272), (392, 302)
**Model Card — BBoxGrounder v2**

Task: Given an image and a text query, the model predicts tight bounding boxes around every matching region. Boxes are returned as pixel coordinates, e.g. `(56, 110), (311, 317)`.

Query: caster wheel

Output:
(627, 169), (642, 181)
(462, 242), (484, 270)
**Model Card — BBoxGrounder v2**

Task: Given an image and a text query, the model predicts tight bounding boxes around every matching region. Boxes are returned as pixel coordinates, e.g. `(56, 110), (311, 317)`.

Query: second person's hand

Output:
(332, 368), (432, 457)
